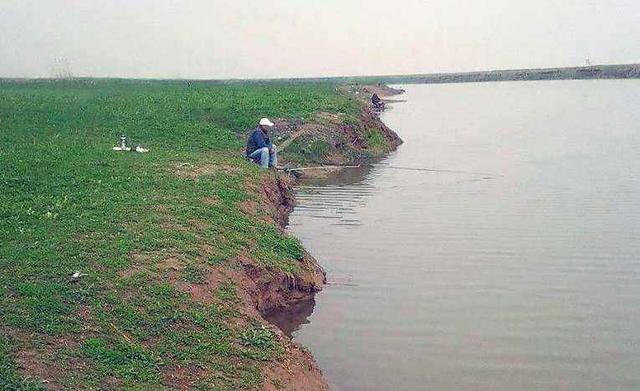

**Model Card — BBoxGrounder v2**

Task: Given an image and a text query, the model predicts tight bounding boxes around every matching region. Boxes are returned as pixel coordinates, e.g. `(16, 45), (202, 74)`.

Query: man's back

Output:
(246, 128), (271, 157)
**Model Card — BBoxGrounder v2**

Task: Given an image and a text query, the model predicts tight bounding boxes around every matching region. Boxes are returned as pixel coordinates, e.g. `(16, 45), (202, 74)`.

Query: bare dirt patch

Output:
(314, 111), (344, 124)
(201, 195), (220, 206)
(187, 219), (209, 230)
(238, 200), (258, 216)
(119, 251), (185, 279)
(78, 305), (92, 321)
(174, 268), (226, 305)
(118, 264), (152, 279)
(162, 364), (211, 390)
(5, 330), (86, 391)
(157, 256), (185, 272)
(261, 342), (328, 391)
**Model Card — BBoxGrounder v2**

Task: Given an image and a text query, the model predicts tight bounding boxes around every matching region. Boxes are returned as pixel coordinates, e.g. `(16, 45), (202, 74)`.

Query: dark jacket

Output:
(246, 127), (273, 157)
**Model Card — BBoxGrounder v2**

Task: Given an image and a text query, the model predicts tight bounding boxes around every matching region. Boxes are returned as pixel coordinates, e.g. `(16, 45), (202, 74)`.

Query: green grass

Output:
(365, 128), (388, 152)
(239, 324), (281, 361)
(183, 263), (206, 284)
(0, 79), (361, 389)
(285, 138), (332, 164)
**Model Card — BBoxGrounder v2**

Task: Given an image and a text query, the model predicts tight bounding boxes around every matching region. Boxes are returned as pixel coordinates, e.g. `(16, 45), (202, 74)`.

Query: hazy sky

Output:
(1, 0), (639, 79)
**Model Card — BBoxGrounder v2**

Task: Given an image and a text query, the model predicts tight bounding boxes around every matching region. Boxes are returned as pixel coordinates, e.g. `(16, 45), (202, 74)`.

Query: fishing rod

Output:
(278, 164), (501, 178)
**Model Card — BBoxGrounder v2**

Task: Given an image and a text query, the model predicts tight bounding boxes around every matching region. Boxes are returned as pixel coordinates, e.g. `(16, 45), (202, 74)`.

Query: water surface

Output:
(286, 81), (640, 390)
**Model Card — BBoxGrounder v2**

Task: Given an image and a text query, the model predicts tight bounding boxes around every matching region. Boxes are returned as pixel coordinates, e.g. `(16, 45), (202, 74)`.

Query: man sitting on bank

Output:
(371, 93), (384, 109)
(246, 118), (278, 169)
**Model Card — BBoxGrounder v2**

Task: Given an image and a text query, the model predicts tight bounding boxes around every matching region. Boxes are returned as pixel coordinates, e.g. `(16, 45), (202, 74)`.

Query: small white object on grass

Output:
(70, 271), (88, 282)
(112, 146), (149, 153)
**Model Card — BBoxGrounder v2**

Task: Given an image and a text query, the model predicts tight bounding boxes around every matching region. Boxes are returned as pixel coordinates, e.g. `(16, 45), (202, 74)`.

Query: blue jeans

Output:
(249, 145), (277, 168)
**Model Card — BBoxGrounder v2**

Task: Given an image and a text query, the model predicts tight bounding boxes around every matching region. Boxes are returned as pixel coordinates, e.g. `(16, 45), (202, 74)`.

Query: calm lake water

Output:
(284, 81), (640, 390)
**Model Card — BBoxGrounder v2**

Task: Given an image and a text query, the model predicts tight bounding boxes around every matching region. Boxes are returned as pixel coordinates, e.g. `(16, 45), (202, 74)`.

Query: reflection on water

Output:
(300, 164), (374, 187)
(285, 81), (640, 391)
(265, 298), (316, 337)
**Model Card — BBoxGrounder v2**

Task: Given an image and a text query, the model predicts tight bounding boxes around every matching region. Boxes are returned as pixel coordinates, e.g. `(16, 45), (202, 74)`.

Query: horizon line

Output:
(1, 62), (639, 83)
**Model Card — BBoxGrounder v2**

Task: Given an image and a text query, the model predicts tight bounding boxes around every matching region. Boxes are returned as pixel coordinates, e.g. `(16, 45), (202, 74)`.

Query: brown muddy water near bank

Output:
(271, 81), (640, 390)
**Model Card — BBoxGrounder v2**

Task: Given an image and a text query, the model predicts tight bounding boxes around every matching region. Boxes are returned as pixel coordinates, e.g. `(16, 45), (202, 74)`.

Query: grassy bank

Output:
(0, 79), (399, 389)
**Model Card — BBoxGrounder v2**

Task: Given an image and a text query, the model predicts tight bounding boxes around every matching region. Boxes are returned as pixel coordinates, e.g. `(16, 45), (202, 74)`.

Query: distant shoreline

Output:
(3, 63), (639, 85)
(369, 63), (640, 85)
(274, 63), (640, 85)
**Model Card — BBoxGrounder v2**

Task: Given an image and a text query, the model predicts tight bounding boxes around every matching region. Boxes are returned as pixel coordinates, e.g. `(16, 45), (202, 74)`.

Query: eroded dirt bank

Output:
(241, 85), (404, 389)
(232, 174), (329, 391)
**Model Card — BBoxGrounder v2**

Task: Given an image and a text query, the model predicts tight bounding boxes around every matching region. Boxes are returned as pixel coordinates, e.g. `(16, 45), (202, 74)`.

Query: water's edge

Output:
(263, 88), (405, 386)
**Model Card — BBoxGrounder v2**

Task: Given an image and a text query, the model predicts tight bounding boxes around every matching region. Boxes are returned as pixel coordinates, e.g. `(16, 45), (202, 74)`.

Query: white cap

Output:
(259, 118), (274, 127)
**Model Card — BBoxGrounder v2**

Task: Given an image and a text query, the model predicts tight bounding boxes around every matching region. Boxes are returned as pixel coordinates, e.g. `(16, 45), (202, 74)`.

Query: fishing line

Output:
(384, 165), (502, 177)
